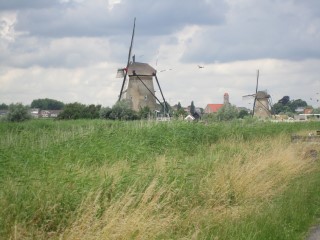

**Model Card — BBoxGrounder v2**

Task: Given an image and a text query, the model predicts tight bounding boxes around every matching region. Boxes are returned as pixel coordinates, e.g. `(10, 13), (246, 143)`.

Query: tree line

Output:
(0, 99), (156, 122)
(1, 96), (319, 122)
(272, 96), (313, 115)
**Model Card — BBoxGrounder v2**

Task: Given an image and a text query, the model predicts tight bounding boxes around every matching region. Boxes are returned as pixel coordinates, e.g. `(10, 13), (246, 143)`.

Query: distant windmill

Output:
(116, 18), (169, 115)
(242, 70), (273, 118)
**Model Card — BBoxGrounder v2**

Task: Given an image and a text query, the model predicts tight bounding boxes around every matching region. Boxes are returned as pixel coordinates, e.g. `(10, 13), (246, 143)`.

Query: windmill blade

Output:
(269, 95), (274, 115)
(252, 70), (259, 116)
(252, 97), (257, 116)
(255, 69), (259, 94)
(118, 17), (136, 101)
(242, 93), (256, 100)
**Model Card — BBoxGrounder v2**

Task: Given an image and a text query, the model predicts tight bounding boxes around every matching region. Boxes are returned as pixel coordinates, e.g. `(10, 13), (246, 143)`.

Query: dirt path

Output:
(307, 225), (320, 240)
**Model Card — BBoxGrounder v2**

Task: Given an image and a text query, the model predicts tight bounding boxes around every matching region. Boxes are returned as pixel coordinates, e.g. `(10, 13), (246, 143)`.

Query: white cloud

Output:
(0, 63), (121, 106)
(0, 14), (16, 41)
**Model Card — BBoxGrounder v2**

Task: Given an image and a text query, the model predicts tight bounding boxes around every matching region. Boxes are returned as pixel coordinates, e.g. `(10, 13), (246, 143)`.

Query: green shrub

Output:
(6, 103), (31, 122)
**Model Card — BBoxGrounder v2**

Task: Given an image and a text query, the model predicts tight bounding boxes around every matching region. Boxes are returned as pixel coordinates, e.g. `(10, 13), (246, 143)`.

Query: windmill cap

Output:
(128, 62), (156, 76)
(256, 91), (270, 98)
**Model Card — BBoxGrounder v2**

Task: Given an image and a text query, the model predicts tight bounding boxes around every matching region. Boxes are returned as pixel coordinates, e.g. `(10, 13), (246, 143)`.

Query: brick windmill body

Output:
(120, 61), (157, 111)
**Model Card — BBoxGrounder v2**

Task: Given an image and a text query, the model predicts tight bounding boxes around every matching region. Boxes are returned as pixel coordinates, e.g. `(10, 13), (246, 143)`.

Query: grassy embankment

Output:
(0, 119), (320, 239)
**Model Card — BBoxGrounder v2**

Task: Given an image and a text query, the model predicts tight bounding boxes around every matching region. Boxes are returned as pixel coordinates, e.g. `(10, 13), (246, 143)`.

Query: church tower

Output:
(223, 93), (230, 105)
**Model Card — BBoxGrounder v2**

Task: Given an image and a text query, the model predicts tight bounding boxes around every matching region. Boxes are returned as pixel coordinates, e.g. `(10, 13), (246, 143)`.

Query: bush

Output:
(109, 101), (138, 120)
(100, 107), (112, 119)
(216, 104), (238, 121)
(238, 109), (250, 119)
(138, 106), (152, 119)
(6, 103), (31, 122)
(58, 103), (101, 120)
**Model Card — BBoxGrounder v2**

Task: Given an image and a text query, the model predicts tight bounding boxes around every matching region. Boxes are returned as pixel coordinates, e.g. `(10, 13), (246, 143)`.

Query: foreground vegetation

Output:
(0, 119), (320, 239)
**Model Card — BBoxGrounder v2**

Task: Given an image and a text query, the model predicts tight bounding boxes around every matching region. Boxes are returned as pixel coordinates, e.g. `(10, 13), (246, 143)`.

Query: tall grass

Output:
(0, 119), (319, 239)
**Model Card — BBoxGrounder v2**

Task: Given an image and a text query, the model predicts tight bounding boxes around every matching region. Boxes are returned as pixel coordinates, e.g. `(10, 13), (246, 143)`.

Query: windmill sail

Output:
(252, 69), (259, 116)
(118, 17), (136, 101)
(116, 68), (125, 78)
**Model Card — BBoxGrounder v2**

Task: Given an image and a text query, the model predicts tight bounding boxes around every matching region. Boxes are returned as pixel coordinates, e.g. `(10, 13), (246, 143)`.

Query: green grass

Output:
(0, 119), (319, 239)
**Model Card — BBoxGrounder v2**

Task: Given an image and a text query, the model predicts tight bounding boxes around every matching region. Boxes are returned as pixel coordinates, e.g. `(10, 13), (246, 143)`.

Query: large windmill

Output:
(116, 18), (168, 115)
(243, 70), (273, 118)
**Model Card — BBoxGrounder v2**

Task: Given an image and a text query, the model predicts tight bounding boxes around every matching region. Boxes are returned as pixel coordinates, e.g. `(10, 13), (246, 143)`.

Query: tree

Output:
(216, 104), (238, 121)
(177, 102), (182, 111)
(85, 104), (101, 119)
(238, 109), (249, 119)
(272, 102), (284, 114)
(278, 96), (290, 105)
(100, 107), (112, 119)
(109, 101), (138, 120)
(58, 103), (101, 120)
(58, 102), (87, 119)
(288, 99), (307, 112)
(6, 103), (31, 122)
(138, 106), (151, 119)
(190, 101), (195, 115)
(313, 108), (320, 114)
(0, 103), (8, 110)
(273, 96), (308, 114)
(174, 108), (187, 119)
(31, 98), (64, 110)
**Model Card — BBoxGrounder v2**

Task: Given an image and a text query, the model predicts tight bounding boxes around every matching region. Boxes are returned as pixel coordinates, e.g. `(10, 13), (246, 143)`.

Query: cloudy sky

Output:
(0, 0), (319, 109)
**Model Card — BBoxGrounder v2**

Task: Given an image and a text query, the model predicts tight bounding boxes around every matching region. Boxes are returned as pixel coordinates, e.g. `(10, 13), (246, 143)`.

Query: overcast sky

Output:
(0, 0), (319, 109)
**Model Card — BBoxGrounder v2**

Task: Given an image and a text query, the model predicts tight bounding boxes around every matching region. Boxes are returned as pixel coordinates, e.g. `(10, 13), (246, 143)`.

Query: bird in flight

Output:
(198, 65), (204, 69)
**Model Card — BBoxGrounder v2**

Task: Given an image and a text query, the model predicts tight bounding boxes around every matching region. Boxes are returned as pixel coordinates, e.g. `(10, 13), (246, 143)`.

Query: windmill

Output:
(116, 18), (169, 116)
(242, 70), (273, 118)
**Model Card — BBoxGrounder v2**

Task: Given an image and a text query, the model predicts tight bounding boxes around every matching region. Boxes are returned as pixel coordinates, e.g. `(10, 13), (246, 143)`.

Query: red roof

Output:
(205, 104), (224, 113)
(304, 108), (313, 114)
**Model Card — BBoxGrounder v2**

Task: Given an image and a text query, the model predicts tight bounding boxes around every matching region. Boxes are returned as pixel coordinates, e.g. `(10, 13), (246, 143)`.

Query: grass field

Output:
(0, 119), (320, 239)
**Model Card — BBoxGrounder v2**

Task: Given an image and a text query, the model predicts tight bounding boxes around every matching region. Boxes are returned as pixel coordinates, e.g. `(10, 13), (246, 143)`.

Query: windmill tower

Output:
(243, 70), (273, 118)
(117, 18), (168, 114)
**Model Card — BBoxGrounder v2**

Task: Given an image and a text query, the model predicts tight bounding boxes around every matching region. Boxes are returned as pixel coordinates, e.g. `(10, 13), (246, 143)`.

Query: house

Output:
(30, 108), (40, 118)
(295, 107), (313, 114)
(184, 114), (195, 121)
(204, 104), (224, 114)
(49, 110), (61, 118)
(0, 110), (8, 116)
(297, 114), (320, 121)
(295, 107), (305, 113)
(304, 108), (313, 114)
(204, 93), (230, 114)
(39, 110), (62, 118)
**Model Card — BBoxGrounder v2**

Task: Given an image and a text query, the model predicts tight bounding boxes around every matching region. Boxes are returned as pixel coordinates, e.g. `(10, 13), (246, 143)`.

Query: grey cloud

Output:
(0, 0), (63, 10)
(0, 36), (112, 68)
(14, 0), (227, 38)
(292, 0), (320, 18)
(5, 0), (228, 68)
(181, 0), (320, 63)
